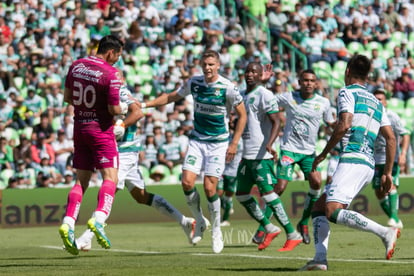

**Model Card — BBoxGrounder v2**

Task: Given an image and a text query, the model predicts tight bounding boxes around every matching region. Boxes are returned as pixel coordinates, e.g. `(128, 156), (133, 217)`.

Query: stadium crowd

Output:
(0, 0), (413, 188)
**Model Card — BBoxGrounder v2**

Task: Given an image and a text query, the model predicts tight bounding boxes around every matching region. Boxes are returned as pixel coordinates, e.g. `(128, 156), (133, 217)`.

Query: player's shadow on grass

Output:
(209, 267), (298, 272)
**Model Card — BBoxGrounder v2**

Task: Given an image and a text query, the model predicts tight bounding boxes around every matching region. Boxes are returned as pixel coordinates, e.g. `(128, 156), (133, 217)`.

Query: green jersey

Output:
(338, 84), (390, 168)
(277, 91), (334, 155)
(118, 85), (141, 153)
(374, 109), (409, 165)
(177, 75), (243, 143)
(242, 85), (279, 159)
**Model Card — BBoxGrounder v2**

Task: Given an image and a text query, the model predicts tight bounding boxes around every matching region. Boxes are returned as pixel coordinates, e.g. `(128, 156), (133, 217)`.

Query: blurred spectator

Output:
(393, 68), (414, 103)
(343, 17), (362, 45)
(13, 134), (32, 166)
(90, 18), (111, 40)
(140, 133), (158, 169)
(175, 125), (189, 153)
(374, 16), (391, 45)
(24, 86), (44, 122)
(15, 159), (32, 187)
(399, 5), (413, 34)
(223, 18), (246, 47)
(32, 112), (55, 144)
(392, 46), (410, 72)
(30, 132), (55, 171)
(157, 130), (184, 171)
(267, 2), (288, 44)
(11, 96), (33, 130)
(300, 27), (329, 67)
(143, 0), (160, 22)
(85, 0), (102, 27)
(0, 136), (13, 171)
(153, 122), (165, 145)
(196, 0), (222, 29)
(400, 39), (412, 60)
(0, 93), (13, 129)
(51, 129), (74, 175)
(383, 3), (401, 32)
(316, 8), (338, 34)
(35, 152), (61, 187)
(322, 30), (347, 65)
(60, 169), (76, 187)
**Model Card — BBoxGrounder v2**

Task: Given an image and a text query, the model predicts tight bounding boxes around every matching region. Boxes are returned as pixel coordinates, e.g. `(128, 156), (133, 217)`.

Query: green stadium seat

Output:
(405, 97), (414, 109)
(228, 44), (246, 67)
(346, 41), (365, 55)
(139, 165), (150, 183)
(312, 61), (332, 80)
(387, 98), (405, 116)
(171, 45), (186, 61)
(134, 46), (150, 65)
(366, 41), (384, 52)
(333, 60), (348, 74)
(52, 117), (62, 131)
(137, 64), (154, 83)
(171, 164), (182, 181)
(390, 31), (406, 44)
(400, 109), (414, 131)
(194, 26), (204, 44)
(149, 164), (171, 183)
(0, 169), (15, 189)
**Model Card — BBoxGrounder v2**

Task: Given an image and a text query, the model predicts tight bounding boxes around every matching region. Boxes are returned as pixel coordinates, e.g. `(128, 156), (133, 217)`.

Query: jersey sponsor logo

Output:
(100, 156), (110, 164)
(281, 155), (294, 166)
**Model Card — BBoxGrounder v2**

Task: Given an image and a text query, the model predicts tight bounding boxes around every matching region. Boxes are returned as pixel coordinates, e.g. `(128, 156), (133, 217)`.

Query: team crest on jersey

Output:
(314, 104), (321, 111)
(214, 88), (220, 96)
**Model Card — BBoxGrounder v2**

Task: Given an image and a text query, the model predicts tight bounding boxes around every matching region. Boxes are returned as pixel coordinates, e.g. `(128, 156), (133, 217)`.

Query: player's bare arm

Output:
(123, 102), (143, 128)
(313, 112), (352, 171)
(266, 112), (281, 160)
(398, 134), (410, 168)
(226, 101), (246, 163)
(379, 125), (396, 193)
(144, 91), (184, 108)
(64, 87), (72, 104)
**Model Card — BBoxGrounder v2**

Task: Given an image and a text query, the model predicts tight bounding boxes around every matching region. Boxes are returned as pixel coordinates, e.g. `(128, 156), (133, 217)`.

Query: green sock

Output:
(379, 196), (391, 217)
(263, 193), (295, 234)
(298, 191), (319, 226)
(257, 205), (273, 232)
(222, 196), (232, 221)
(239, 197), (270, 227)
(388, 190), (400, 221)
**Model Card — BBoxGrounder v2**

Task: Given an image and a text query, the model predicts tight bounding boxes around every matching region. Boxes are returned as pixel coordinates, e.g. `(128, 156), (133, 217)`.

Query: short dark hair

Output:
(201, 49), (220, 62)
(373, 88), (387, 97)
(299, 69), (317, 79)
(96, 35), (124, 55)
(346, 54), (371, 80)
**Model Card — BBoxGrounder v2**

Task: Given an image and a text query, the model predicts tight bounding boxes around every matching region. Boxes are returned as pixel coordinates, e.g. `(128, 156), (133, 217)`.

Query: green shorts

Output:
(372, 164), (400, 189)
(217, 175), (238, 193)
(277, 150), (318, 181)
(237, 159), (276, 194)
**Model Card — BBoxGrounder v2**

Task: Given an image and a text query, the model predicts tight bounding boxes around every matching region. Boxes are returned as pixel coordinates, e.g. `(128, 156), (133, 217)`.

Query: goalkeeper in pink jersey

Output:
(59, 35), (127, 255)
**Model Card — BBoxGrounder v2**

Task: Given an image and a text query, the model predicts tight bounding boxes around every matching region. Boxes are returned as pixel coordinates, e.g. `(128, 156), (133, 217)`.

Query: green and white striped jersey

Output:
(374, 109), (409, 165)
(118, 85), (141, 153)
(338, 84), (390, 168)
(177, 75), (243, 143)
(242, 85), (279, 159)
(277, 91), (334, 155)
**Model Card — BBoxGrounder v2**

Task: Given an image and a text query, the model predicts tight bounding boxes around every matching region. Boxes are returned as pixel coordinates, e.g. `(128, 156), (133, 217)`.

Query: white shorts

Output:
(117, 151), (145, 191)
(327, 156), (340, 177)
(182, 139), (227, 178)
(326, 162), (374, 206)
(223, 153), (242, 177)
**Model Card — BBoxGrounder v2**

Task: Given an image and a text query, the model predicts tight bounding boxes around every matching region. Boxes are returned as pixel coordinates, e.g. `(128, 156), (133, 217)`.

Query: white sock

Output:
(94, 211), (107, 224)
(78, 229), (95, 242)
(336, 209), (388, 238)
(151, 194), (184, 225)
(185, 189), (204, 222)
(208, 198), (221, 230)
(313, 216), (330, 262)
(62, 216), (76, 229)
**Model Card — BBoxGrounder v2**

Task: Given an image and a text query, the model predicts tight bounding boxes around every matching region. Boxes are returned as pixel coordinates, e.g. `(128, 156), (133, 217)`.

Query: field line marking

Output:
(41, 245), (414, 264)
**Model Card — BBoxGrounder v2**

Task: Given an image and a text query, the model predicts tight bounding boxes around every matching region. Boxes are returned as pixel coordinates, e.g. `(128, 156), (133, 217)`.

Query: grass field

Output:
(1, 214), (413, 276)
